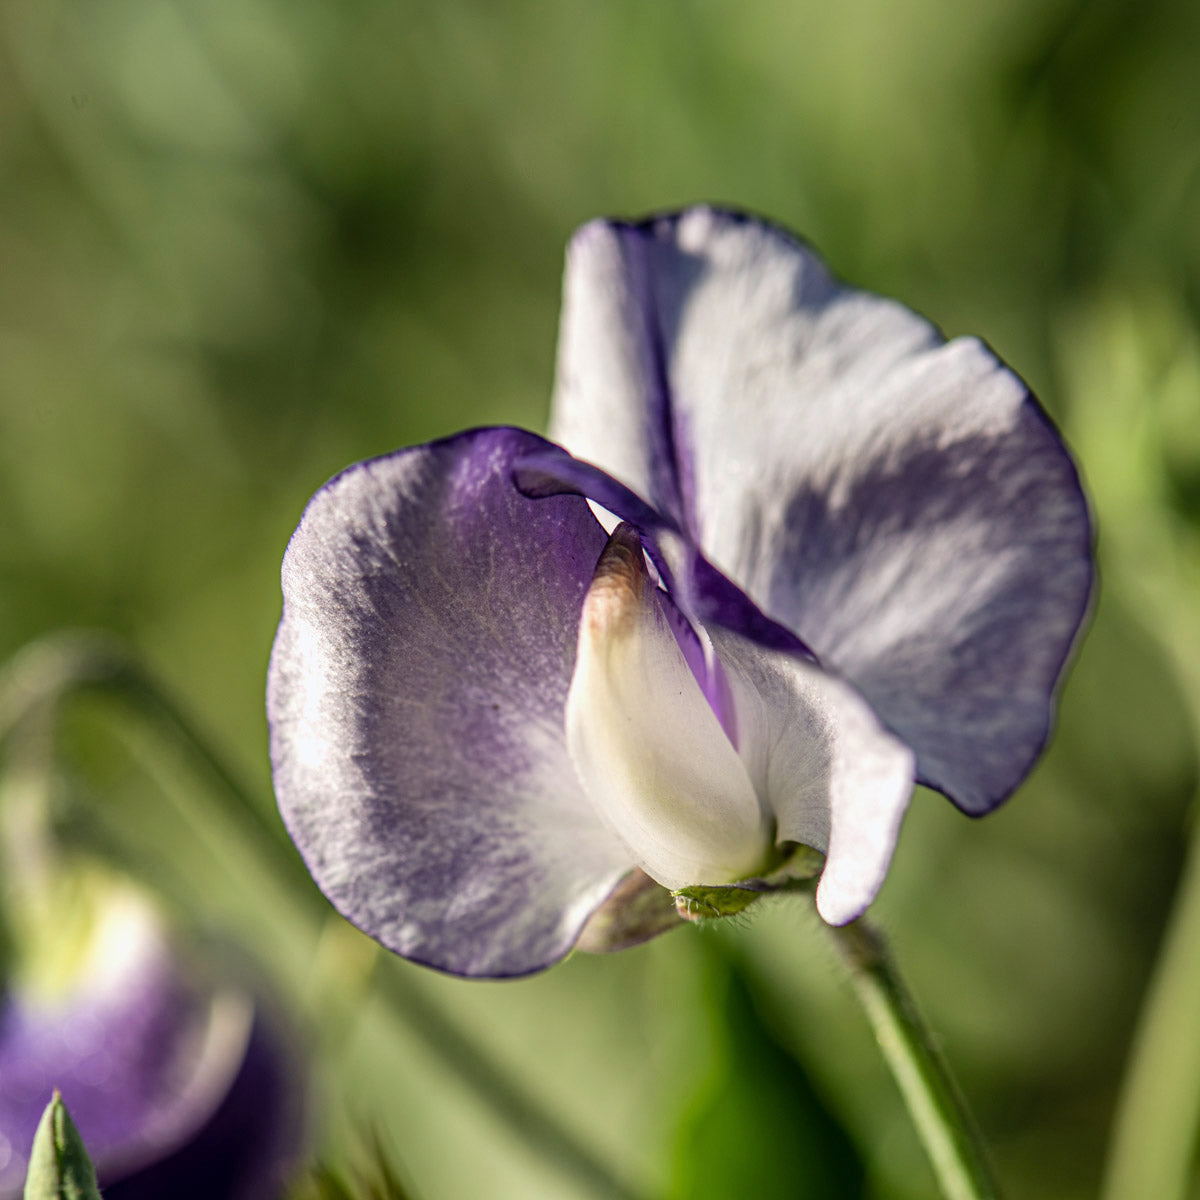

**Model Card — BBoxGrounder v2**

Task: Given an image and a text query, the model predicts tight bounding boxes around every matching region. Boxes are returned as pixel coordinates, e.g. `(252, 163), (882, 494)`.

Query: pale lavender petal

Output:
(710, 630), (916, 924)
(268, 427), (633, 977)
(551, 207), (1092, 813)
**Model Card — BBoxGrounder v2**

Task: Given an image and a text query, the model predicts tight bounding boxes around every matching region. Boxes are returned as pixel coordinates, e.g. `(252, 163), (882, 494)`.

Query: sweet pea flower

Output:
(268, 207), (1093, 978)
(0, 871), (303, 1199)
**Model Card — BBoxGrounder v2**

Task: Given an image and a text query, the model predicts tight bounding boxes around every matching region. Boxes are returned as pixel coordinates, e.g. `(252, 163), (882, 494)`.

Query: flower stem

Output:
(0, 630), (644, 1200)
(1099, 790), (1200, 1200)
(829, 919), (1001, 1200)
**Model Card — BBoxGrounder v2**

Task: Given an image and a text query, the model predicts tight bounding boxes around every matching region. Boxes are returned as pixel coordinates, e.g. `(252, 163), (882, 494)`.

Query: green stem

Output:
(829, 920), (1001, 1200)
(0, 630), (643, 1200)
(1100, 794), (1200, 1200)
(1100, 568), (1200, 1200)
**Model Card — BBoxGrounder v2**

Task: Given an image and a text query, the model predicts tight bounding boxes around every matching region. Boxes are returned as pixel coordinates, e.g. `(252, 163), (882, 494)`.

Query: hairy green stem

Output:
(0, 630), (642, 1200)
(830, 920), (1001, 1200)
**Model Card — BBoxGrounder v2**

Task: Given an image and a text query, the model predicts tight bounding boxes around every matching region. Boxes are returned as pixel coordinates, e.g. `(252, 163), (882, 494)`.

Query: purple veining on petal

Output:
(686, 554), (816, 662)
(754, 392), (1093, 813)
(550, 207), (1093, 817)
(514, 446), (681, 535)
(265, 206), (1097, 969)
(270, 427), (632, 977)
(513, 446), (689, 607)
(657, 584), (739, 746)
(514, 446), (815, 664)
(616, 223), (698, 537)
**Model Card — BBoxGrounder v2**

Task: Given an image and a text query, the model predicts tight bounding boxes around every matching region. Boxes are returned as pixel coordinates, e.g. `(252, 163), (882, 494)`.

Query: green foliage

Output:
(291, 1135), (418, 1200)
(669, 952), (865, 1198)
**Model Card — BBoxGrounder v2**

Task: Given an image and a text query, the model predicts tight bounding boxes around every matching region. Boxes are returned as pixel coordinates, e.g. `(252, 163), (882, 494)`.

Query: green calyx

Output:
(673, 883), (766, 921)
(24, 1092), (103, 1200)
(672, 842), (825, 922)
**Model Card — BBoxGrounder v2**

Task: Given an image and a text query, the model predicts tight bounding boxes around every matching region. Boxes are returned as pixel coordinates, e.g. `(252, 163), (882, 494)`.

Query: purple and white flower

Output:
(267, 207), (1093, 978)
(0, 879), (303, 1199)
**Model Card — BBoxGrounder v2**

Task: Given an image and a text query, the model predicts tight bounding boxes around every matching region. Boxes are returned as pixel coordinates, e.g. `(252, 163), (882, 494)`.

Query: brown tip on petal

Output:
(582, 523), (651, 638)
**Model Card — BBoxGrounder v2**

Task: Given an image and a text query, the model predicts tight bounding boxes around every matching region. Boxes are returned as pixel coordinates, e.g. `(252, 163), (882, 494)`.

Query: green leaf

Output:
(23, 1092), (102, 1200)
(669, 951), (866, 1199)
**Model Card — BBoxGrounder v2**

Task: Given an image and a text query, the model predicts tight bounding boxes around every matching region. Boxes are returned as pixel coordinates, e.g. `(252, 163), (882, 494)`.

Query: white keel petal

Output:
(566, 525), (771, 890)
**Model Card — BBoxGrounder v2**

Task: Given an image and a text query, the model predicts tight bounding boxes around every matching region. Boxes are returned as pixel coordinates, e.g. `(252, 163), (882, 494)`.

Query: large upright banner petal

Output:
(552, 208), (1093, 813)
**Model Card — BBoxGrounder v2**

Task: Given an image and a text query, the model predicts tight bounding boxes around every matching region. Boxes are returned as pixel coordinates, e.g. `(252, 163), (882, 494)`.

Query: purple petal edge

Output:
(514, 447), (815, 662)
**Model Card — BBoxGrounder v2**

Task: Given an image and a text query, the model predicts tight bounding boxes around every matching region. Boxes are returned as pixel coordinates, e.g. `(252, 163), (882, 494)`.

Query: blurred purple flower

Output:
(267, 207), (1093, 978)
(0, 882), (303, 1199)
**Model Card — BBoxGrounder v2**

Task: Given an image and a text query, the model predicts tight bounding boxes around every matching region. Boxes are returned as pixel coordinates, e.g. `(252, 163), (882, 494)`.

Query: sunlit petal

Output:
(269, 428), (632, 977)
(551, 207), (1092, 813)
(712, 631), (916, 923)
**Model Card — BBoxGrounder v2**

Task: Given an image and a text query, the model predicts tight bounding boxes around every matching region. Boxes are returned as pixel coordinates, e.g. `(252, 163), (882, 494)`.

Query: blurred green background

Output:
(2, 0), (1199, 1197)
